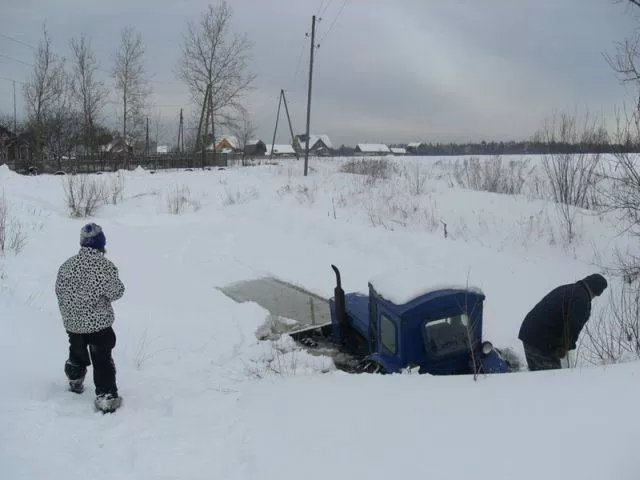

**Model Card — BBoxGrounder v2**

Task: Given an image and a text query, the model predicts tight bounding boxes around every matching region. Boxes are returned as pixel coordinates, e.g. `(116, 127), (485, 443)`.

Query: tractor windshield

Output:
(423, 314), (471, 357)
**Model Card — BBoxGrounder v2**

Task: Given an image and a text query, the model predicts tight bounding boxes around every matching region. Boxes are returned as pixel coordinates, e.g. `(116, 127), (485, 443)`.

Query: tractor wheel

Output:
(358, 360), (387, 375)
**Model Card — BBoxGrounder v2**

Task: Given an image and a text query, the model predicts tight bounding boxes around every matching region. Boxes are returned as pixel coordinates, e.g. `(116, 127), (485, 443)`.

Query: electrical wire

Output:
(0, 52), (33, 67)
(319, 0), (350, 44)
(0, 32), (37, 50)
(1, 31), (185, 87)
(0, 76), (24, 84)
(319, 0), (334, 18)
(291, 41), (307, 88)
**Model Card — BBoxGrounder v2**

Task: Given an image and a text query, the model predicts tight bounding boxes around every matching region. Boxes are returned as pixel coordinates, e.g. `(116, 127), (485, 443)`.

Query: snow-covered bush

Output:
(340, 157), (398, 185)
(103, 171), (126, 205)
(453, 155), (528, 195)
(62, 173), (106, 217)
(581, 271), (640, 365)
(537, 111), (603, 210)
(402, 161), (430, 196)
(221, 186), (259, 206)
(0, 191), (27, 255)
(246, 336), (312, 378)
(166, 184), (199, 214)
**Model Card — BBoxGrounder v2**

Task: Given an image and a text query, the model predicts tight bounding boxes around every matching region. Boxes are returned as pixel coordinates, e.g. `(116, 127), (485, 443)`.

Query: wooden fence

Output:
(6, 151), (257, 175)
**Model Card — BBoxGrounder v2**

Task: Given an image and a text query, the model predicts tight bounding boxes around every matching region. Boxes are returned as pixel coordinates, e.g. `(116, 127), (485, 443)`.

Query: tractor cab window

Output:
(379, 314), (397, 354)
(423, 314), (470, 357)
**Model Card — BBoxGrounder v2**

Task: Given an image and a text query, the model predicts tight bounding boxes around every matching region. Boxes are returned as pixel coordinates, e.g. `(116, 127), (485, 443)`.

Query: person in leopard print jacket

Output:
(55, 223), (125, 411)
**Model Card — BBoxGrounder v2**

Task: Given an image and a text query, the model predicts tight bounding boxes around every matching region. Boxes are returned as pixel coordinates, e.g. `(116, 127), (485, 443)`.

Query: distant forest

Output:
(333, 140), (640, 156)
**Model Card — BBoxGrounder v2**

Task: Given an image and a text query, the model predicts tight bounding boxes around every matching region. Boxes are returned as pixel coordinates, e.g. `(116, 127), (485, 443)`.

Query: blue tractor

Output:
(290, 265), (513, 375)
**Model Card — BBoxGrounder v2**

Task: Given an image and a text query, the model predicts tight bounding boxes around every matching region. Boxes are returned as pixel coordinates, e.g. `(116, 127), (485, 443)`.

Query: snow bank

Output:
(239, 365), (640, 480)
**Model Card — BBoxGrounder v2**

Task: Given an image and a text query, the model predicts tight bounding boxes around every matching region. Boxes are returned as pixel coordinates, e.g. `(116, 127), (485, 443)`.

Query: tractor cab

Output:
(328, 265), (509, 375)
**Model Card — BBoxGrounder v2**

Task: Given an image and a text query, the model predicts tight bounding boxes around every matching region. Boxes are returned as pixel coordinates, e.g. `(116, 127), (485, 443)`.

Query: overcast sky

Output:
(0, 0), (638, 146)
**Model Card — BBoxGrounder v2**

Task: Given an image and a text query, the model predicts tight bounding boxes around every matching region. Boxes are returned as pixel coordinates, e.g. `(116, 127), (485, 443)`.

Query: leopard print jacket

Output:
(55, 247), (125, 334)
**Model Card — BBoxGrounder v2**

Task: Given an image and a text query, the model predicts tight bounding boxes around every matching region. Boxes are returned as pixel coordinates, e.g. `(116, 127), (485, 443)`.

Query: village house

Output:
(406, 142), (422, 154)
(354, 143), (391, 155)
(294, 134), (333, 156)
(244, 139), (267, 156)
(214, 135), (240, 153)
(0, 125), (29, 170)
(265, 144), (296, 158)
(390, 147), (407, 155)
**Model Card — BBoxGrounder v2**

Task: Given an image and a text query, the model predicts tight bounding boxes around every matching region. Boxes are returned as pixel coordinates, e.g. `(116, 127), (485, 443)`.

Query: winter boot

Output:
(94, 393), (122, 413)
(68, 377), (85, 394)
(65, 361), (87, 394)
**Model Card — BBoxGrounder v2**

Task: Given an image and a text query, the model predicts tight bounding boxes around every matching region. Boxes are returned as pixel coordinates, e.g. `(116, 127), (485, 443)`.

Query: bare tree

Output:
(113, 26), (150, 167)
(607, 2), (640, 101)
(232, 111), (256, 161)
(70, 33), (108, 154)
(615, 0), (640, 10)
(178, 1), (256, 152)
(23, 26), (68, 164)
(537, 112), (604, 208)
(581, 278), (640, 365)
(150, 111), (169, 149)
(534, 111), (605, 244)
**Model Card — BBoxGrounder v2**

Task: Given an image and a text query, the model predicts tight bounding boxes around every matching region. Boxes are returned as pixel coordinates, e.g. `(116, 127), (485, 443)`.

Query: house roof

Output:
(265, 144), (296, 155)
(390, 147), (406, 154)
(217, 135), (239, 149)
(100, 137), (131, 152)
(0, 125), (15, 138)
(407, 142), (422, 148)
(297, 134), (333, 150)
(356, 143), (391, 153)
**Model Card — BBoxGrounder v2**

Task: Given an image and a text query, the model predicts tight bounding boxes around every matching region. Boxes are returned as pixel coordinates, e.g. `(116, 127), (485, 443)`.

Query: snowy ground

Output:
(1, 156), (639, 479)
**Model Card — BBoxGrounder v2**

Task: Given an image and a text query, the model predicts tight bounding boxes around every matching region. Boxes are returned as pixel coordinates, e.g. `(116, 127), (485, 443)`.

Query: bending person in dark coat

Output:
(518, 273), (608, 371)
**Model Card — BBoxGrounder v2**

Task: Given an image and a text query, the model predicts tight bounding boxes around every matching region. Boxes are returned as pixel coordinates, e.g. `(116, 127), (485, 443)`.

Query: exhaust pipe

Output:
(331, 265), (349, 341)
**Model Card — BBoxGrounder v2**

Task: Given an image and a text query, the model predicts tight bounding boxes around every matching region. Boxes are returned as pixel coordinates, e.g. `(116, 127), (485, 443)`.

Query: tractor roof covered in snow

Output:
(368, 266), (485, 306)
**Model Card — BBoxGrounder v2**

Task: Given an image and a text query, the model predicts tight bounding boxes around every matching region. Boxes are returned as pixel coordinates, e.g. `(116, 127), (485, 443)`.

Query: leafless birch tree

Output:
(232, 111), (256, 161)
(178, 1), (255, 151)
(113, 26), (150, 166)
(23, 27), (68, 163)
(70, 33), (108, 153)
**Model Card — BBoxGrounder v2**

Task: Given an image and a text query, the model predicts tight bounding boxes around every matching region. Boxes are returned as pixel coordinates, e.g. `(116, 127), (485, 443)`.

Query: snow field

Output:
(0, 156), (638, 480)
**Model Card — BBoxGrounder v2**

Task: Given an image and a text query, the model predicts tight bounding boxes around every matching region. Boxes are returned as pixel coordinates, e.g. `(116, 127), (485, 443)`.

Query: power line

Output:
(2, 32), (185, 87)
(0, 32), (37, 50)
(319, 0), (350, 44)
(0, 52), (33, 68)
(319, 0), (334, 18)
(291, 41), (306, 88)
(0, 76), (24, 85)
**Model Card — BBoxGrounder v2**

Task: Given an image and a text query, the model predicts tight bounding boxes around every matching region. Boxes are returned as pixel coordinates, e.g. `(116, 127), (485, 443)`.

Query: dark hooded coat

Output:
(518, 274), (607, 355)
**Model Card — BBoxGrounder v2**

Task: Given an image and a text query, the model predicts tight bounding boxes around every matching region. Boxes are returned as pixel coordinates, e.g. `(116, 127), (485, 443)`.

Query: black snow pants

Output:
(522, 342), (562, 372)
(65, 326), (118, 396)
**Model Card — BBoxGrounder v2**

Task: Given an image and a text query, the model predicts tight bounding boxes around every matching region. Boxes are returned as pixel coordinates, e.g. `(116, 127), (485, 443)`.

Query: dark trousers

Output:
(65, 327), (118, 396)
(522, 342), (561, 371)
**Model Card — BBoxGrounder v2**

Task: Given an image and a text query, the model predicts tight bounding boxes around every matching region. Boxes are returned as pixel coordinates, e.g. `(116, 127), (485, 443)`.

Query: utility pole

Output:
(281, 89), (299, 160)
(303, 15), (317, 176)
(178, 108), (184, 153)
(269, 89), (300, 161)
(12, 80), (17, 132)
(269, 91), (283, 161)
(145, 117), (150, 156)
(208, 82), (215, 167)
